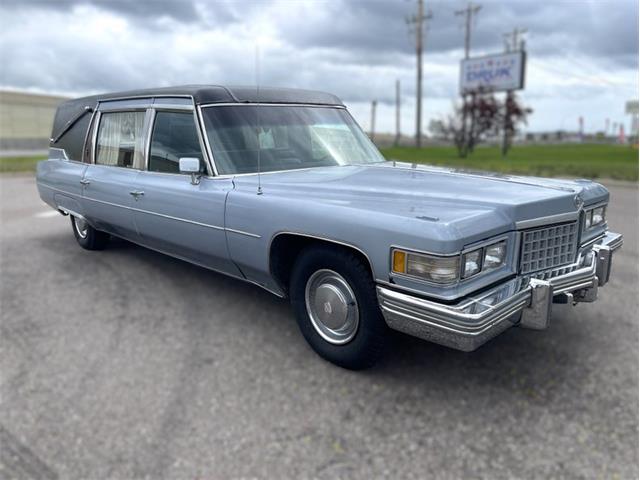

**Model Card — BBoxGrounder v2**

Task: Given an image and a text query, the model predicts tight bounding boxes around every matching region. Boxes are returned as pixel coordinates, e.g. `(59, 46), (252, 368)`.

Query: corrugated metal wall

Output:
(0, 90), (69, 151)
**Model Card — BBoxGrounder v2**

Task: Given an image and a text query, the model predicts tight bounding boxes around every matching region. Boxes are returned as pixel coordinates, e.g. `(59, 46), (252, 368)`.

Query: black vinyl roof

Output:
(50, 85), (344, 153)
(69, 85), (344, 108)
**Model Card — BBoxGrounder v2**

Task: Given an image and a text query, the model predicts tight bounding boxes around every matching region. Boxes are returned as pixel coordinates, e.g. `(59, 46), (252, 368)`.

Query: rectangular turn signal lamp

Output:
(392, 250), (406, 273)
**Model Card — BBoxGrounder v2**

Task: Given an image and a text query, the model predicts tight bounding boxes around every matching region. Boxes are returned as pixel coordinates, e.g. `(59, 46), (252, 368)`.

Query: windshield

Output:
(201, 105), (385, 175)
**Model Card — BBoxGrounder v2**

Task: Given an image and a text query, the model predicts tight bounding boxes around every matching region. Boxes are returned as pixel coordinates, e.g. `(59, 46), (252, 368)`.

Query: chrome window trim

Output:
(141, 105), (214, 177)
(92, 109), (149, 170)
(198, 103), (357, 177)
(80, 107), (98, 163)
(199, 102), (346, 109)
(98, 94), (193, 104)
(90, 110), (101, 165)
(190, 105), (215, 177)
(143, 108), (155, 171)
(196, 104), (219, 176)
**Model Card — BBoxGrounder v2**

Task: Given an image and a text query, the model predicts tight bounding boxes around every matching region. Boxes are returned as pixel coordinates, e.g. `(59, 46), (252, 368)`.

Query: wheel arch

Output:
(268, 232), (376, 297)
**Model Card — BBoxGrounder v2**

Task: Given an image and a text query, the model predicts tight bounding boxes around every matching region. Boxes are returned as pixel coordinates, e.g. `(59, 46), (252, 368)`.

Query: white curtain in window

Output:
(96, 111), (145, 168)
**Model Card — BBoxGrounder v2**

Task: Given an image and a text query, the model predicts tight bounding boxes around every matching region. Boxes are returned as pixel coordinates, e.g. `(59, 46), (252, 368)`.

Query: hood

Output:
(232, 162), (609, 246)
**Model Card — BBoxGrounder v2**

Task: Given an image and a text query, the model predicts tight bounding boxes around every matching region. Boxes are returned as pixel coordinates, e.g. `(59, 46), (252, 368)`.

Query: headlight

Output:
(591, 206), (605, 226)
(462, 249), (482, 278)
(484, 241), (507, 269)
(392, 249), (459, 284)
(584, 205), (606, 230)
(584, 210), (592, 229)
(462, 240), (507, 279)
(392, 239), (508, 285)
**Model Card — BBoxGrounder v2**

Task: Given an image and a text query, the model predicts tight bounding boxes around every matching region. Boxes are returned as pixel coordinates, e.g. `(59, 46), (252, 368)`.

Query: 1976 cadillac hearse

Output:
(37, 85), (623, 369)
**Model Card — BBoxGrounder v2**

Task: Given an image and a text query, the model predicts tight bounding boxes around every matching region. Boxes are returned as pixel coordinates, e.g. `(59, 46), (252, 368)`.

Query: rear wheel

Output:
(290, 245), (387, 370)
(71, 215), (110, 250)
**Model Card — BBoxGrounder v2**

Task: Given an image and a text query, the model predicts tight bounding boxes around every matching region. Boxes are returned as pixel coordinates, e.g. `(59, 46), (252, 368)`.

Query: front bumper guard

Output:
(377, 231), (623, 352)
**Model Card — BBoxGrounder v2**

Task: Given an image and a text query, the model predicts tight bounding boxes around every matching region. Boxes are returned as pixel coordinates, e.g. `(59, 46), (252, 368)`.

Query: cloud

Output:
(1, 0), (205, 23)
(0, 0), (637, 134)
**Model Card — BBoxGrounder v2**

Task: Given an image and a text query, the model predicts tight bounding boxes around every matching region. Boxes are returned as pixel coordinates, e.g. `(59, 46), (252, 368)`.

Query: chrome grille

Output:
(519, 221), (578, 274)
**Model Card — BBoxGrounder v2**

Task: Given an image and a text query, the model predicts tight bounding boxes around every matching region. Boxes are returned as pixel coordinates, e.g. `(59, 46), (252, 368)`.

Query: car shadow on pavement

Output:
(36, 232), (597, 405)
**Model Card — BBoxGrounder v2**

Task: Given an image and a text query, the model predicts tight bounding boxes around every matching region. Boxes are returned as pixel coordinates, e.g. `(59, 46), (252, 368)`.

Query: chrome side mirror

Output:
(179, 157), (201, 185)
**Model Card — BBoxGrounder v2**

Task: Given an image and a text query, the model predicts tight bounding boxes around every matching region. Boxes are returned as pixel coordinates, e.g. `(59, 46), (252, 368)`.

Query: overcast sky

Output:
(0, 0), (637, 134)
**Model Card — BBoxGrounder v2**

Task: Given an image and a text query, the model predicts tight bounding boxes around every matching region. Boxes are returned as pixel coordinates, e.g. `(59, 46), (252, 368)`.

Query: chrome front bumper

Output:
(377, 231), (623, 352)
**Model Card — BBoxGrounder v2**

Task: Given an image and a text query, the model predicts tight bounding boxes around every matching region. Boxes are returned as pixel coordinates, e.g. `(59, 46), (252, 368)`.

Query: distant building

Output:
(0, 90), (70, 152)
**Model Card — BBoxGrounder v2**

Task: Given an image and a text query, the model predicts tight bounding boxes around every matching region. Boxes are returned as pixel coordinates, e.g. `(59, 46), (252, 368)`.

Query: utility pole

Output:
(502, 27), (526, 156)
(455, 3), (481, 156)
(455, 3), (482, 59)
(395, 79), (401, 146)
(407, 0), (433, 148)
(370, 100), (377, 143)
(503, 27), (527, 52)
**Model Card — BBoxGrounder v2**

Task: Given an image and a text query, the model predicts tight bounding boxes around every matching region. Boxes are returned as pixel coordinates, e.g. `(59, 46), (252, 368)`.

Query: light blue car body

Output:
(36, 86), (622, 352)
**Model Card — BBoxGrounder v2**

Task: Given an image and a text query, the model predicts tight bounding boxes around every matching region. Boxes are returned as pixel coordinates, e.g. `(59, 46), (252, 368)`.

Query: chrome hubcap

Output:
(304, 269), (359, 345)
(73, 216), (88, 239)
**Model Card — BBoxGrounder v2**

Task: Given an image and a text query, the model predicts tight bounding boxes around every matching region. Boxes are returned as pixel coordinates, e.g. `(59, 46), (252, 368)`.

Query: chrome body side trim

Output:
(225, 228), (261, 239)
(37, 183), (279, 298)
(37, 182), (265, 238)
(377, 231), (623, 352)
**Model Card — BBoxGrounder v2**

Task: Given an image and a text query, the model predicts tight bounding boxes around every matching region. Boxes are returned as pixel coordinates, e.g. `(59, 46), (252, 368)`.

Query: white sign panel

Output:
(460, 51), (526, 93)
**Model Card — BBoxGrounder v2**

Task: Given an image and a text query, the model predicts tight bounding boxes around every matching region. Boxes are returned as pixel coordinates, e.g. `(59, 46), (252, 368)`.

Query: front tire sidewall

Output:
(290, 246), (387, 370)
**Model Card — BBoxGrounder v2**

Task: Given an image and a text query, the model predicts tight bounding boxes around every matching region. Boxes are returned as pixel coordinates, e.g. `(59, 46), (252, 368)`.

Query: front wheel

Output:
(289, 245), (388, 370)
(70, 215), (110, 250)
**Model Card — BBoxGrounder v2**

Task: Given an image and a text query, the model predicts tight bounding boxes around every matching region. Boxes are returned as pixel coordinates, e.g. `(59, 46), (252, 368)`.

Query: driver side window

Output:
(148, 111), (205, 174)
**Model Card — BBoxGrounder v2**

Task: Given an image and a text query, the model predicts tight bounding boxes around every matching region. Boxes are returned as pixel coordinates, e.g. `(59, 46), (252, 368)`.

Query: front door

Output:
(130, 110), (239, 276)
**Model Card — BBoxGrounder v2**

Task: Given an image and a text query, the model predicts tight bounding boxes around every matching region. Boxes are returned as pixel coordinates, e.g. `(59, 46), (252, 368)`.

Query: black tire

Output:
(70, 215), (110, 250)
(290, 245), (388, 370)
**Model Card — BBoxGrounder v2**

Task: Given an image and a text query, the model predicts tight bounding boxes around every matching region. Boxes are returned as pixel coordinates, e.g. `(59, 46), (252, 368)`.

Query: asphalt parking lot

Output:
(1, 174), (638, 479)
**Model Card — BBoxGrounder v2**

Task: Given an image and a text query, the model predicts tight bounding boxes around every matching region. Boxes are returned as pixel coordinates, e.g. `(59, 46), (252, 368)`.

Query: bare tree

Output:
(443, 89), (500, 157)
(501, 91), (533, 156)
(443, 89), (531, 157)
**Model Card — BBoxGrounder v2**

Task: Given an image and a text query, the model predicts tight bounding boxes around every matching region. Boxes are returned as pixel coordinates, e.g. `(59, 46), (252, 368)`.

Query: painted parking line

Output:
(34, 210), (60, 219)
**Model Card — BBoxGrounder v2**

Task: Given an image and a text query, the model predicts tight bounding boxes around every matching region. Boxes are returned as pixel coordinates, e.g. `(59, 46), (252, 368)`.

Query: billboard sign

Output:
(460, 51), (526, 94)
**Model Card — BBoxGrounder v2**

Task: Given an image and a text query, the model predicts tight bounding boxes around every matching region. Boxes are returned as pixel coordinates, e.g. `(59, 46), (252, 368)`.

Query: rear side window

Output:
(95, 111), (145, 169)
(148, 111), (205, 174)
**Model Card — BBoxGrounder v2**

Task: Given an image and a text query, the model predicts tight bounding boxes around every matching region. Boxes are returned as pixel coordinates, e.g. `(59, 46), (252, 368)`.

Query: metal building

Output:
(0, 89), (69, 153)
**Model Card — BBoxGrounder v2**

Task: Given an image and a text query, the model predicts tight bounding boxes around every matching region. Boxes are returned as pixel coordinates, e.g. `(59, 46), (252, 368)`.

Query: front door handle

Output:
(79, 178), (91, 185)
(129, 190), (144, 199)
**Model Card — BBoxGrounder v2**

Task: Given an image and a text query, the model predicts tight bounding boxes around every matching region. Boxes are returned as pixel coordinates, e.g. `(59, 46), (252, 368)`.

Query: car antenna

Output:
(255, 42), (263, 196)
